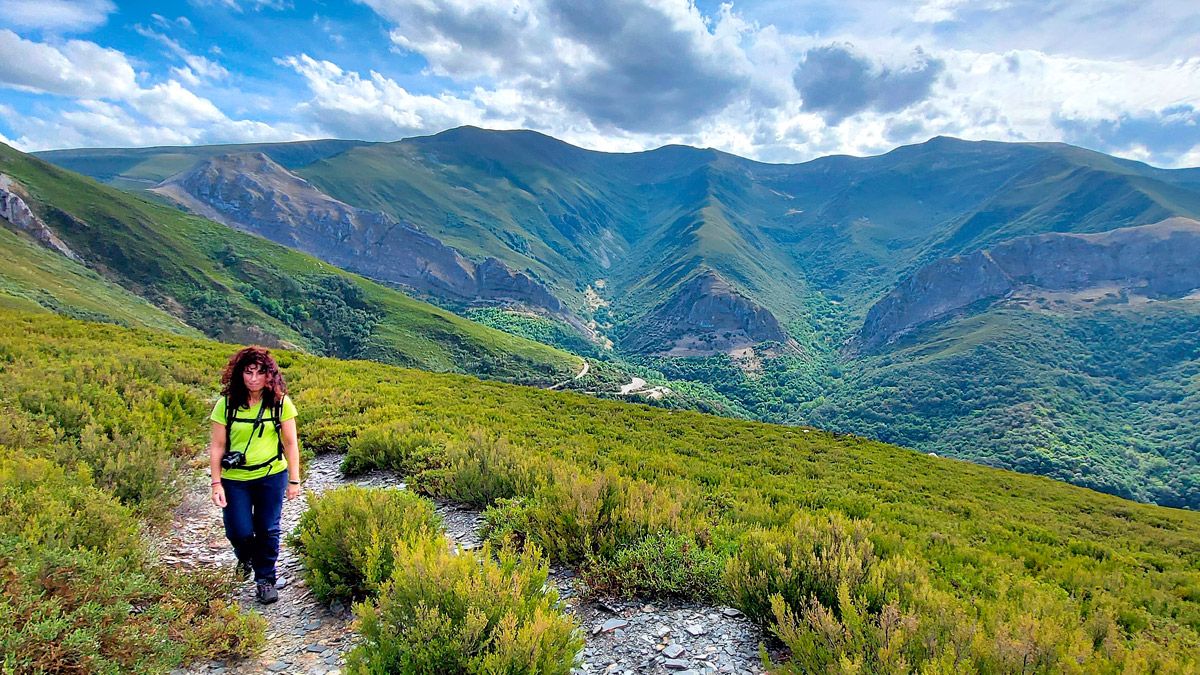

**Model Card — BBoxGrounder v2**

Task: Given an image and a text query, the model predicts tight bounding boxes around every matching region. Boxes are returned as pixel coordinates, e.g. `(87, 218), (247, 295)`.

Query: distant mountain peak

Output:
(624, 269), (794, 356)
(153, 152), (565, 314)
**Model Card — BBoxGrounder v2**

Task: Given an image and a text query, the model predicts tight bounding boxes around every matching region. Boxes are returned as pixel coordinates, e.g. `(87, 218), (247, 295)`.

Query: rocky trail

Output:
(159, 454), (766, 675)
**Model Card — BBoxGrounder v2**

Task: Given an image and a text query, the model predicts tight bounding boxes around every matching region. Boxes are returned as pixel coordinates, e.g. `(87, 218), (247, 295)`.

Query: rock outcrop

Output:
(626, 270), (791, 355)
(0, 173), (83, 262)
(153, 153), (562, 313)
(858, 218), (1200, 351)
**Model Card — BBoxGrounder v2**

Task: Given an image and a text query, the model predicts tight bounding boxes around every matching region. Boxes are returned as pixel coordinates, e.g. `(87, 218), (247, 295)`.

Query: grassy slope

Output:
(757, 138), (1200, 314)
(1, 142), (580, 383)
(0, 225), (201, 337)
(3, 307), (1199, 667)
(298, 128), (651, 309)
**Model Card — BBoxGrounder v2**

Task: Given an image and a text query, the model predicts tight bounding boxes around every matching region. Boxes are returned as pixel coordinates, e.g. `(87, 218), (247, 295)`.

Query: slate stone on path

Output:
(598, 618), (629, 633)
(662, 644), (685, 659)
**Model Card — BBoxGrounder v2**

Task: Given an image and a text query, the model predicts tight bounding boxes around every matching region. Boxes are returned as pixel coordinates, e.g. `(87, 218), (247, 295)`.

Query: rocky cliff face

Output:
(625, 270), (791, 355)
(153, 153), (562, 313)
(0, 174), (83, 262)
(858, 218), (1200, 351)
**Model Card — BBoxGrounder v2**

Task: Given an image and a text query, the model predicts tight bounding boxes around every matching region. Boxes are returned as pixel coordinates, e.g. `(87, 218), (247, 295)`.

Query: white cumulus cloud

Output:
(0, 29), (138, 98)
(277, 54), (487, 140)
(0, 0), (115, 33)
(0, 32), (306, 151)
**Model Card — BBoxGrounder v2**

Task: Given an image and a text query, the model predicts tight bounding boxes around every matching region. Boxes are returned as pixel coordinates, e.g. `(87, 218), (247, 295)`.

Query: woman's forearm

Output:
(286, 441), (301, 481)
(282, 418), (301, 481)
(209, 443), (223, 482)
(208, 421), (226, 484)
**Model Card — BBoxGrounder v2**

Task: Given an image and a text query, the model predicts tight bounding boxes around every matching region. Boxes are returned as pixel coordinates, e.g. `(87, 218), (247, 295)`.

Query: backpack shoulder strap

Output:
(273, 397), (284, 453)
(223, 396), (234, 453)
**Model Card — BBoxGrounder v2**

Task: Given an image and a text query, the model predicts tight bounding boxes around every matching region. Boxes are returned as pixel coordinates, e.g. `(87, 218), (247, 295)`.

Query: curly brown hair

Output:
(220, 346), (288, 411)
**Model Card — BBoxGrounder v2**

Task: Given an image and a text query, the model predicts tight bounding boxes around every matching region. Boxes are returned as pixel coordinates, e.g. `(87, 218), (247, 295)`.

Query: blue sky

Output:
(0, 0), (1197, 166)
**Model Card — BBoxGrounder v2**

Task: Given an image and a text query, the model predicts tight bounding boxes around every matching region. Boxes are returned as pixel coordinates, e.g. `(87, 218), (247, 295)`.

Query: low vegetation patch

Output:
(341, 420), (447, 477)
(0, 452), (264, 674)
(349, 540), (582, 674)
(582, 531), (725, 601)
(293, 485), (581, 674)
(288, 485), (442, 602)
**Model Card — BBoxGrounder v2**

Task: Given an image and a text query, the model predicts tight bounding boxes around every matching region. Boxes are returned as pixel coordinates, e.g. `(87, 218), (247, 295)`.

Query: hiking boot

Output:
(256, 580), (279, 604)
(234, 558), (253, 582)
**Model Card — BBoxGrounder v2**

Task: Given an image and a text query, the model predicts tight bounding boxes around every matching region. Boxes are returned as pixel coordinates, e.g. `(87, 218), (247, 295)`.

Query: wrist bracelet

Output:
(211, 481), (221, 486)
(289, 480), (301, 485)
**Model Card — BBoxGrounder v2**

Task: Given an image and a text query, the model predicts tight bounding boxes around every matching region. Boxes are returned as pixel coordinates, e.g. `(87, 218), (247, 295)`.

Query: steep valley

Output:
(35, 129), (1200, 508)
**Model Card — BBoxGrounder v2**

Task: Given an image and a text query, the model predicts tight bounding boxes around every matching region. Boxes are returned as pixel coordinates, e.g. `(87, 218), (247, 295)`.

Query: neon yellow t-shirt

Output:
(210, 395), (297, 481)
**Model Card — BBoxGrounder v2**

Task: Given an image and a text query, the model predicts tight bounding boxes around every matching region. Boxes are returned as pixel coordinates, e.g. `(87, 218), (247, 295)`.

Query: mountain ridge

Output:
(153, 152), (569, 316)
(32, 129), (1200, 508)
(857, 217), (1200, 350)
(0, 142), (581, 383)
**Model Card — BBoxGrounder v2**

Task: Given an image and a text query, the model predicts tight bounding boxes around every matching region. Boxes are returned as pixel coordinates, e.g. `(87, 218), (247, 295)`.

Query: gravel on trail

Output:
(158, 454), (768, 675)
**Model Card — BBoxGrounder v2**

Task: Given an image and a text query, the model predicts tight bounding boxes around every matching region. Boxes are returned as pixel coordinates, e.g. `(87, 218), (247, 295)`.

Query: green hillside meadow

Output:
(3, 308), (1198, 672)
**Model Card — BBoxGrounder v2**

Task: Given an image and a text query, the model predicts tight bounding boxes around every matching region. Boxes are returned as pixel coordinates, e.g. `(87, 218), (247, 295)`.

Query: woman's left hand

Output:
(286, 482), (301, 500)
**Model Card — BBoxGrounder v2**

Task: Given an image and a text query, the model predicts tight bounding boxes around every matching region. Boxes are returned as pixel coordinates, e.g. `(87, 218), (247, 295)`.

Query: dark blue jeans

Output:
(222, 469), (286, 584)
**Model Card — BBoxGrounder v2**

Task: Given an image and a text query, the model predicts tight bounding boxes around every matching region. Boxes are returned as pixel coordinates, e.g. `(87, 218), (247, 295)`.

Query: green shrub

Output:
(288, 485), (442, 602)
(0, 452), (141, 556)
(0, 453), (264, 674)
(343, 421), (446, 476)
(410, 429), (532, 506)
(725, 511), (876, 624)
(304, 421), (357, 455)
(71, 423), (177, 513)
(347, 539), (582, 674)
(0, 541), (264, 674)
(0, 404), (56, 449)
(583, 531), (725, 601)
(482, 466), (706, 563)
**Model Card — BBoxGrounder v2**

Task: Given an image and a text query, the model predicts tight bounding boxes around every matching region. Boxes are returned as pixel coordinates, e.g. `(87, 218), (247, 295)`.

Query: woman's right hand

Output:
(211, 483), (227, 508)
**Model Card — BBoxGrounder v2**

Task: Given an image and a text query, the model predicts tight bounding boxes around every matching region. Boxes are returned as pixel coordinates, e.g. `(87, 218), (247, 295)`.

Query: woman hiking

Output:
(208, 346), (301, 604)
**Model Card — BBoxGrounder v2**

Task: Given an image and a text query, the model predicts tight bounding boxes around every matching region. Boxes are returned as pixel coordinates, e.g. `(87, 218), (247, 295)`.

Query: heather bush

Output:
(303, 420), (357, 455)
(72, 422), (177, 510)
(2, 350), (205, 521)
(0, 404), (55, 448)
(482, 466), (706, 563)
(410, 429), (535, 506)
(288, 485), (442, 602)
(0, 453), (264, 673)
(583, 531), (725, 601)
(725, 511), (875, 624)
(0, 452), (140, 556)
(347, 539), (582, 674)
(342, 420), (446, 476)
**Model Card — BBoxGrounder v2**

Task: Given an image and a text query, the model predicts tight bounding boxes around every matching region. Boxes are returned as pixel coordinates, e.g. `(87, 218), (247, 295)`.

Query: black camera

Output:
(220, 451), (246, 470)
